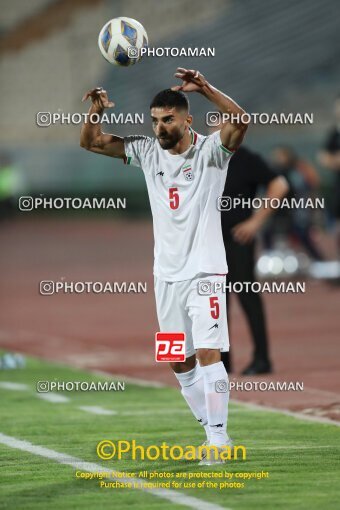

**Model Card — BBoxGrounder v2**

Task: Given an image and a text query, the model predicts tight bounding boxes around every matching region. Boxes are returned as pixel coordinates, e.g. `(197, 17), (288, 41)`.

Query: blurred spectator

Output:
(319, 95), (340, 261)
(263, 146), (324, 261)
(219, 145), (288, 375)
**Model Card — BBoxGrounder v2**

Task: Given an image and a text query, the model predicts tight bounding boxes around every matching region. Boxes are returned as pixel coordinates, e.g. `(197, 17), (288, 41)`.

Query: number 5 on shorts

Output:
(209, 296), (220, 319)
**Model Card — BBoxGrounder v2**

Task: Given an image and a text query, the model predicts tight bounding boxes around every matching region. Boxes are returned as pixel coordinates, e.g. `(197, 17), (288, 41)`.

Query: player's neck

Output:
(168, 129), (192, 155)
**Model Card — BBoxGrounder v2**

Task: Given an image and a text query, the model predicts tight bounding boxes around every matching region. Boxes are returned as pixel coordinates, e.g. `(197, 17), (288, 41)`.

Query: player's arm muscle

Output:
(80, 122), (125, 158)
(172, 69), (248, 151)
(80, 87), (126, 159)
(200, 84), (248, 151)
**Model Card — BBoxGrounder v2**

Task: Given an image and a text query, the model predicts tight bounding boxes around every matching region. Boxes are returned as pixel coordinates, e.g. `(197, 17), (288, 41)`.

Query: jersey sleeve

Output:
(123, 135), (154, 168)
(205, 130), (235, 170)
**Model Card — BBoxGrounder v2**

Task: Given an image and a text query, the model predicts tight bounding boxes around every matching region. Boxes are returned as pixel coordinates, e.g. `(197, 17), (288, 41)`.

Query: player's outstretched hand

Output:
(172, 68), (208, 93)
(81, 87), (115, 109)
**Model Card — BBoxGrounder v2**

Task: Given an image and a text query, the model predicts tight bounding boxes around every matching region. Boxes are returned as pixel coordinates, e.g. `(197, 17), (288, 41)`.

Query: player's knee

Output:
(170, 354), (196, 373)
(196, 348), (221, 366)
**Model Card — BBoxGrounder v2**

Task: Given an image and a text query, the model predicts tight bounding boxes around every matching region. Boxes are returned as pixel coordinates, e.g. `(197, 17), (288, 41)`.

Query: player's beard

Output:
(157, 129), (184, 150)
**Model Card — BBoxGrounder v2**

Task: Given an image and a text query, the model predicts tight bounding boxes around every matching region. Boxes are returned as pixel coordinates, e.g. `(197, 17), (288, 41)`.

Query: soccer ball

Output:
(98, 17), (148, 66)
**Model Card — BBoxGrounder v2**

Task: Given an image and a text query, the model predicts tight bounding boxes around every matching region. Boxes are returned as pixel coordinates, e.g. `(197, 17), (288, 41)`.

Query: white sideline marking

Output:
(0, 433), (230, 510)
(78, 406), (117, 416)
(0, 382), (29, 391)
(37, 393), (70, 403)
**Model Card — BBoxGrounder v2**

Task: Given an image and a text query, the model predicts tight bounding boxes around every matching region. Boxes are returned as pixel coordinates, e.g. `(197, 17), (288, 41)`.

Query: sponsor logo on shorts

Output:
(155, 332), (186, 362)
(208, 323), (219, 330)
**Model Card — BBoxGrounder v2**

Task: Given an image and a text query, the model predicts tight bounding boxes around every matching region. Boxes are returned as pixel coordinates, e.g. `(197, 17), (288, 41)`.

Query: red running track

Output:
(1, 218), (339, 421)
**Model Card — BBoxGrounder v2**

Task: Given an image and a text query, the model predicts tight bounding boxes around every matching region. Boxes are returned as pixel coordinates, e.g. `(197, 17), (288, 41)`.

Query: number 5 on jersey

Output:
(169, 187), (179, 210)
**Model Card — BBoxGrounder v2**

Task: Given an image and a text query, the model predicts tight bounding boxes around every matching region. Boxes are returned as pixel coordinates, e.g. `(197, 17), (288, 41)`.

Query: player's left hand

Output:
(172, 68), (208, 93)
(232, 217), (262, 244)
(81, 87), (115, 109)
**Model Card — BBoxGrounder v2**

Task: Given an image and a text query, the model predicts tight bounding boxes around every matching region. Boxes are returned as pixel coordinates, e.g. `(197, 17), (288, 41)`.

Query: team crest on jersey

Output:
(182, 164), (194, 181)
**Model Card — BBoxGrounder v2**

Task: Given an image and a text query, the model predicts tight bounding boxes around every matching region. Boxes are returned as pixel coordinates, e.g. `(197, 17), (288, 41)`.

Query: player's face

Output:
(151, 107), (192, 150)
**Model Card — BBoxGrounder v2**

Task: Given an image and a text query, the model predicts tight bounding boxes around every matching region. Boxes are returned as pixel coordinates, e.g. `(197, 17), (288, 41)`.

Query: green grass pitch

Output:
(0, 354), (339, 510)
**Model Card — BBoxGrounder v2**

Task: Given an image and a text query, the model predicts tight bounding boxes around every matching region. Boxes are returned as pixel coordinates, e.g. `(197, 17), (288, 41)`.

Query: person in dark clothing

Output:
(319, 95), (340, 261)
(265, 146), (324, 261)
(220, 146), (289, 375)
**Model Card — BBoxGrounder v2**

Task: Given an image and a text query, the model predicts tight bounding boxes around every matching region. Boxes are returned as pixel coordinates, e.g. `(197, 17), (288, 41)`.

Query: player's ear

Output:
(186, 114), (193, 127)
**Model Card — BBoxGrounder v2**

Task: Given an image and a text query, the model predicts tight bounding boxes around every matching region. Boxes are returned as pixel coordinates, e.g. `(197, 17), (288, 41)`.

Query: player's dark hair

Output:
(150, 89), (189, 111)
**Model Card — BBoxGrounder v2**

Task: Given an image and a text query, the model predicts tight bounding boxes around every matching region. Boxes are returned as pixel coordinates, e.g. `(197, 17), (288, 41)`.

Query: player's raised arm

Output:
(80, 87), (126, 158)
(172, 68), (248, 151)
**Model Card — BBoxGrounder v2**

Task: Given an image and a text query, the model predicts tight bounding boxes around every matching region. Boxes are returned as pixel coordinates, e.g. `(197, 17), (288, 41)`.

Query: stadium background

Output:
(1, 0), (340, 424)
(1, 0), (339, 199)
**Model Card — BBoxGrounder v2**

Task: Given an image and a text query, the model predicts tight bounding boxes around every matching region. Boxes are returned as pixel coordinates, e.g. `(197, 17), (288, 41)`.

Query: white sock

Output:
(173, 362), (210, 441)
(201, 361), (230, 447)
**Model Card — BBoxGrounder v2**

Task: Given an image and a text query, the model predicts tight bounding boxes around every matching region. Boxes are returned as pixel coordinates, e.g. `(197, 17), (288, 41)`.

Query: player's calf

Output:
(171, 356), (210, 441)
(197, 349), (231, 448)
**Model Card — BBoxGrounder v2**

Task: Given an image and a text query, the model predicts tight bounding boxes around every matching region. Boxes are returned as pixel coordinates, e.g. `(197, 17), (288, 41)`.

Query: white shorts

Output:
(154, 273), (229, 358)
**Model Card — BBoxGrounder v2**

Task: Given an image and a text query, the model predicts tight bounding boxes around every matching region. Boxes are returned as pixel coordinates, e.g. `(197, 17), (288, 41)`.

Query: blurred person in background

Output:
(211, 120), (289, 375)
(263, 146), (324, 261)
(319, 95), (340, 265)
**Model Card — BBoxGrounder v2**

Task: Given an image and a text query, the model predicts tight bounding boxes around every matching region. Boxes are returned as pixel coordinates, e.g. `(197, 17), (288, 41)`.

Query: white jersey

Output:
(124, 129), (233, 282)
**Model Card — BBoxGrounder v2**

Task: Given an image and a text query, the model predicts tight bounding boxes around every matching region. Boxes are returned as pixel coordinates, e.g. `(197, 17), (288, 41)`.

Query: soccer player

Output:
(80, 68), (248, 464)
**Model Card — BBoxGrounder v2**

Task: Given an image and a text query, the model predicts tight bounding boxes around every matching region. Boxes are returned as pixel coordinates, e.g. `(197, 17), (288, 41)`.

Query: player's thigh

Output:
(154, 277), (195, 357)
(187, 274), (229, 351)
